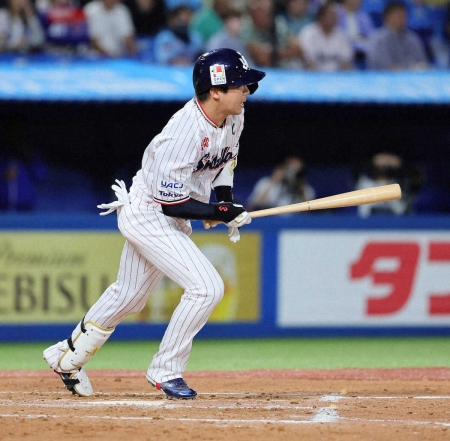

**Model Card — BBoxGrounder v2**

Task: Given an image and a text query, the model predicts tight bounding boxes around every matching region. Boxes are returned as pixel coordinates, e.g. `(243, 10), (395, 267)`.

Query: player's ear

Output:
(209, 88), (221, 100)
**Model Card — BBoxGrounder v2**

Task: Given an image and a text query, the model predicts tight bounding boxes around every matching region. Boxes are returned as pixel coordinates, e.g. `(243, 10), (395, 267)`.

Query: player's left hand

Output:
(203, 219), (218, 229)
(97, 179), (130, 216)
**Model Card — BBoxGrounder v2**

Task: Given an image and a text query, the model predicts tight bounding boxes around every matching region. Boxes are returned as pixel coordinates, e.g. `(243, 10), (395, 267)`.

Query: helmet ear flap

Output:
(247, 83), (259, 95)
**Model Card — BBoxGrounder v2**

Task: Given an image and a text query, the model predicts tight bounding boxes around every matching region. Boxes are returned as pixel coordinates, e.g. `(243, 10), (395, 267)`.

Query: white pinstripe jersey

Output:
(130, 98), (244, 208)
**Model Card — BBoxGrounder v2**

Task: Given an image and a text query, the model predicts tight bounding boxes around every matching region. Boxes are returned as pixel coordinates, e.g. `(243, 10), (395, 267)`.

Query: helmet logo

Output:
(210, 64), (227, 86)
(239, 55), (249, 70)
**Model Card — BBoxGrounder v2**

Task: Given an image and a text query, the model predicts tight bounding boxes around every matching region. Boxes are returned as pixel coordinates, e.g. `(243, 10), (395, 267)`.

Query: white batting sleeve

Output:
(212, 152), (237, 189)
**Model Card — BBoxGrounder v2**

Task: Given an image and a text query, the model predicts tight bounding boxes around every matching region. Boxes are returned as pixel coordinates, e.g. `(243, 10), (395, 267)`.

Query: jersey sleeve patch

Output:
(153, 180), (190, 205)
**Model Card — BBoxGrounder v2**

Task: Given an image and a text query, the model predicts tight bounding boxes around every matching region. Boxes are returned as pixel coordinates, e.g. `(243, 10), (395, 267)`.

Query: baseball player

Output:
(43, 48), (265, 400)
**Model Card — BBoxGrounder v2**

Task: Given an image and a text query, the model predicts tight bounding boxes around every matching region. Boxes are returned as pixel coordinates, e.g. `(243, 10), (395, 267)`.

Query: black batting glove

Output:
(212, 202), (246, 223)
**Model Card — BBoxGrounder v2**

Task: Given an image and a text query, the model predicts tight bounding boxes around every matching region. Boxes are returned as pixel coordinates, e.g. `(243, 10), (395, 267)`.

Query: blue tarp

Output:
(1, 57), (450, 103)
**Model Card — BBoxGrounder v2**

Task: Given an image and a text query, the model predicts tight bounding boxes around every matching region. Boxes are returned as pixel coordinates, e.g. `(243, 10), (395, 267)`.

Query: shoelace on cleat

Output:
(169, 378), (189, 389)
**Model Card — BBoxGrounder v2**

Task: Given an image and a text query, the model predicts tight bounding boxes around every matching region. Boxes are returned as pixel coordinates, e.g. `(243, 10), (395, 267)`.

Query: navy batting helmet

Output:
(193, 48), (266, 95)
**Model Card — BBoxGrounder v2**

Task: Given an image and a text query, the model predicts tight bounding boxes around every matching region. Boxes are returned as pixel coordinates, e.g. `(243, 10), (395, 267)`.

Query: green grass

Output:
(3, 337), (450, 371)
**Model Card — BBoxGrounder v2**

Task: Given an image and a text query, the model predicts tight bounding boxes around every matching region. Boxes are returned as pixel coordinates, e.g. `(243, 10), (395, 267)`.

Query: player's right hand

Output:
(225, 204), (252, 243)
(227, 210), (252, 228)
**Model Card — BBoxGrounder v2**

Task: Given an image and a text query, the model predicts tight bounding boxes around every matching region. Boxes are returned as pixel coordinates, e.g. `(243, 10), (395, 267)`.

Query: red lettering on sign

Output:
(350, 242), (420, 315)
(428, 242), (450, 315)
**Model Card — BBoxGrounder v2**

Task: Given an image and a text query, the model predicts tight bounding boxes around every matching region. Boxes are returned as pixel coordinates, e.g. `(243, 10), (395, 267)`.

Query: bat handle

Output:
(203, 220), (223, 229)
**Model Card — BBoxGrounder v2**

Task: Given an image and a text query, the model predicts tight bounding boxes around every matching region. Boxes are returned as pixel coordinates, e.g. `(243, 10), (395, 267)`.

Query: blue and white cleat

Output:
(147, 376), (197, 400)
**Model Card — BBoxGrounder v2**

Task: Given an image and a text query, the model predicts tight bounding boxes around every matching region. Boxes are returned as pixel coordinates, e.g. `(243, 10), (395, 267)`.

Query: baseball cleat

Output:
(147, 376), (197, 400)
(44, 365), (94, 397)
(43, 343), (94, 397)
(57, 368), (93, 397)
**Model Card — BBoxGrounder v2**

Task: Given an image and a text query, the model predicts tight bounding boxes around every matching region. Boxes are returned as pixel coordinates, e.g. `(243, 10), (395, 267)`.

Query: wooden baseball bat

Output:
(203, 184), (401, 229)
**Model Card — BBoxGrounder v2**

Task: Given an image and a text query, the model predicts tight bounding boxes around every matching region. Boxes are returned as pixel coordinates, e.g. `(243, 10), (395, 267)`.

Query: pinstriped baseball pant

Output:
(85, 200), (224, 383)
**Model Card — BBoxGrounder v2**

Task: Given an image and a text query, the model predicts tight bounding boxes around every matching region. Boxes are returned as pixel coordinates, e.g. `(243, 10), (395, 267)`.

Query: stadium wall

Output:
(0, 213), (449, 342)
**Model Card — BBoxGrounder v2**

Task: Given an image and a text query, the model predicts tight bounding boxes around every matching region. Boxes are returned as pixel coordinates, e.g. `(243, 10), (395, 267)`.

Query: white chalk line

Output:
(4, 394), (450, 407)
(2, 390), (450, 400)
(2, 393), (450, 427)
(0, 413), (449, 428)
(0, 414), (326, 425)
(0, 400), (314, 411)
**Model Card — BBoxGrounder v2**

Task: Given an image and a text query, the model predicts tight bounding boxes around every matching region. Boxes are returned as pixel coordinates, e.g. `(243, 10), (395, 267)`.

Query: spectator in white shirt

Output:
(84, 0), (136, 57)
(0, 0), (45, 53)
(298, 1), (353, 71)
(248, 156), (315, 211)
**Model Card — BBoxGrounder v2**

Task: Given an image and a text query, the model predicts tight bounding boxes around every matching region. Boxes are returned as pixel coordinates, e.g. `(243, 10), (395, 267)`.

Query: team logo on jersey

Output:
(194, 146), (233, 172)
(201, 137), (209, 150)
(161, 180), (184, 189)
(210, 64), (226, 86)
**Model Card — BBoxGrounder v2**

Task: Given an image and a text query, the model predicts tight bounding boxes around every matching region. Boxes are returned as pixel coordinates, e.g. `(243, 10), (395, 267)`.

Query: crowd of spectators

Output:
(0, 0), (449, 68)
(1, 0), (450, 215)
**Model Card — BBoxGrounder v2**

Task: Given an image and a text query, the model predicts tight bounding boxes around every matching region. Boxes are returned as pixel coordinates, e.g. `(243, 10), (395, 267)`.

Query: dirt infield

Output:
(1, 369), (450, 441)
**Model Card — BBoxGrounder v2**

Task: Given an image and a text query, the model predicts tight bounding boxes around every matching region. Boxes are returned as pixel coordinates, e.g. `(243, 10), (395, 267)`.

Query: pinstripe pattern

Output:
(109, 100), (242, 382)
(129, 98), (243, 207)
(84, 201), (224, 382)
(47, 95), (245, 385)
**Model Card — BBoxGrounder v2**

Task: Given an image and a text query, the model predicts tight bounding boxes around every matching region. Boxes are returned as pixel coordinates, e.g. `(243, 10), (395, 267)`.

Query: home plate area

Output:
(1, 369), (450, 441)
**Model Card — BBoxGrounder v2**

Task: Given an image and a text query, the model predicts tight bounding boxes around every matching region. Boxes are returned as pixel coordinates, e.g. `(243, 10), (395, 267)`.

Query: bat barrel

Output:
(249, 184), (401, 218)
(308, 183), (401, 210)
